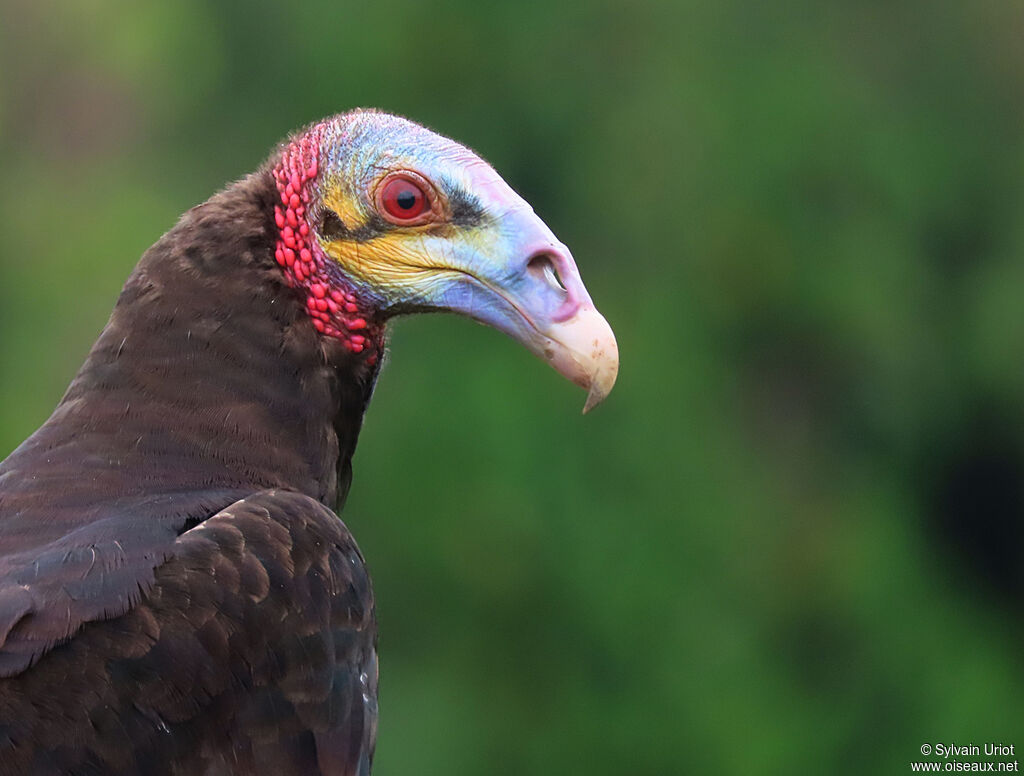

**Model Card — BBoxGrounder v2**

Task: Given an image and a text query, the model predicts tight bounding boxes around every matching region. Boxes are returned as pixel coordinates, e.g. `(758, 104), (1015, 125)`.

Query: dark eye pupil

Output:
(396, 189), (417, 210)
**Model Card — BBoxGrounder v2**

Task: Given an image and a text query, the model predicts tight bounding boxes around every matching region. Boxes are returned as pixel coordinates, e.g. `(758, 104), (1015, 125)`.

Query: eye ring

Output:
(373, 171), (441, 226)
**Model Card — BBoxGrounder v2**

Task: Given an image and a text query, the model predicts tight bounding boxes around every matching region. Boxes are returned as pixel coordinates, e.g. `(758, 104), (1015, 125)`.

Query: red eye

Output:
(377, 174), (433, 224)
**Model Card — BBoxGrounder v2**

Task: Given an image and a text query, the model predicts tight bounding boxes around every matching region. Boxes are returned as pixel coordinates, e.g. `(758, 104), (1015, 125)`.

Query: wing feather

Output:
(0, 489), (377, 776)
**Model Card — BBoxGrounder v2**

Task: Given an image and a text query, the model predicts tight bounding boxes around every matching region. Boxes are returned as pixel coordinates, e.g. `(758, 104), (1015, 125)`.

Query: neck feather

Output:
(5, 173), (378, 514)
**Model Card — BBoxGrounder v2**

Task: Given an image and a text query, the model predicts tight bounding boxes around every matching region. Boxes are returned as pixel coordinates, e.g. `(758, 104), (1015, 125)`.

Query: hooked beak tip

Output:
(580, 341), (618, 414)
(539, 305), (619, 414)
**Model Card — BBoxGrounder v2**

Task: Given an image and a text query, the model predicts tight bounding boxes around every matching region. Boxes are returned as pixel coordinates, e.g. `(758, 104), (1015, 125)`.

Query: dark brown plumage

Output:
(0, 173), (378, 774)
(0, 110), (617, 775)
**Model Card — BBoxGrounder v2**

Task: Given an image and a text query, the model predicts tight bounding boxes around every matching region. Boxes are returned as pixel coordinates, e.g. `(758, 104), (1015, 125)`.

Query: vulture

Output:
(0, 110), (618, 775)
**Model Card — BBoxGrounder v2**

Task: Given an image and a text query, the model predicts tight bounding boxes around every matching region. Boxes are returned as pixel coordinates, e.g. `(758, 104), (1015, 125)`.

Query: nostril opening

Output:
(527, 253), (567, 293)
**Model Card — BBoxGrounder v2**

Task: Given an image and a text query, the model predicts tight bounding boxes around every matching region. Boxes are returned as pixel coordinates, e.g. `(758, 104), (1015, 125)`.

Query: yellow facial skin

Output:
(306, 109), (618, 410)
(318, 184), (501, 308)
(320, 188), (366, 237)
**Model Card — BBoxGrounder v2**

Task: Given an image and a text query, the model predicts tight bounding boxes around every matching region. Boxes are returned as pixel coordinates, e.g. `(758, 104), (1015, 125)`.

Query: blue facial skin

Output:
(310, 110), (619, 410)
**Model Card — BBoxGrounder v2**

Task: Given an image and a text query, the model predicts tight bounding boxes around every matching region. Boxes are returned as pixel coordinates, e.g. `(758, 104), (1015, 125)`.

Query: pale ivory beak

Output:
(535, 304), (619, 413)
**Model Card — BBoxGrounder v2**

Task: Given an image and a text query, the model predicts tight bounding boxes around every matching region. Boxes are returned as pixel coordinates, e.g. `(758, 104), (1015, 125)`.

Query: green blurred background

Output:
(2, 0), (1023, 772)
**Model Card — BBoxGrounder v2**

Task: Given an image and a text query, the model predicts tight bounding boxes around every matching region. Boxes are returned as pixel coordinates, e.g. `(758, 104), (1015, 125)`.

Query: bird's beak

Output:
(528, 302), (619, 414)
(435, 207), (619, 412)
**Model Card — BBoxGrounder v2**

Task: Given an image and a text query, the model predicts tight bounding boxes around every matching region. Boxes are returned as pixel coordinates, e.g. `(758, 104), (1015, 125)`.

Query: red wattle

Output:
(271, 125), (383, 356)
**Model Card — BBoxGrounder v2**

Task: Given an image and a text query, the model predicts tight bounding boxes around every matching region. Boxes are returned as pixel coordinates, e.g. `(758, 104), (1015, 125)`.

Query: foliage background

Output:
(2, 1), (1023, 772)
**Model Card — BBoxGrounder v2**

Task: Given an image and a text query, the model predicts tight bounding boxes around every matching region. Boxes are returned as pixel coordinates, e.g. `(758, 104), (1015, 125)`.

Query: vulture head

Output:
(270, 110), (618, 411)
(0, 110), (620, 771)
